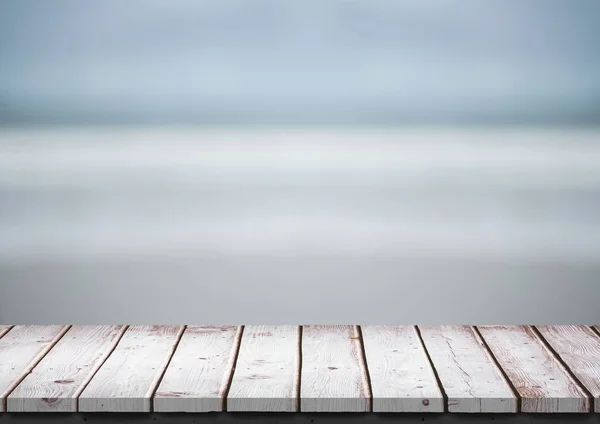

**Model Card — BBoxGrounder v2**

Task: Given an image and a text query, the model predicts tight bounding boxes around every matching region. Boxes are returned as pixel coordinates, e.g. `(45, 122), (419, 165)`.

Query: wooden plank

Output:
(478, 325), (590, 413)
(418, 325), (517, 413)
(361, 325), (444, 412)
(0, 326), (70, 412)
(300, 325), (370, 412)
(153, 326), (242, 412)
(78, 325), (184, 412)
(536, 325), (600, 413)
(0, 326), (13, 339)
(7, 325), (126, 412)
(227, 325), (300, 412)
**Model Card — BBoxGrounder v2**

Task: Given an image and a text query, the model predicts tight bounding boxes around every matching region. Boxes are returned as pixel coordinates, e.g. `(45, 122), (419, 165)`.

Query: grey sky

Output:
(1, 0), (600, 125)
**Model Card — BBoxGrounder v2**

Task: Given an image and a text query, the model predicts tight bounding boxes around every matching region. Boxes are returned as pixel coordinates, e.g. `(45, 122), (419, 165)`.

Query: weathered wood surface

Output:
(7, 325), (126, 412)
(0, 326), (69, 412)
(227, 325), (300, 412)
(361, 325), (443, 412)
(2, 325), (600, 413)
(300, 325), (371, 412)
(79, 325), (184, 412)
(419, 325), (517, 413)
(535, 325), (600, 413)
(478, 325), (590, 413)
(153, 326), (242, 412)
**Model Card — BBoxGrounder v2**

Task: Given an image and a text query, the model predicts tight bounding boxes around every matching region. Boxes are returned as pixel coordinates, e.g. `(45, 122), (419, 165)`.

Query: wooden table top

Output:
(0, 325), (599, 413)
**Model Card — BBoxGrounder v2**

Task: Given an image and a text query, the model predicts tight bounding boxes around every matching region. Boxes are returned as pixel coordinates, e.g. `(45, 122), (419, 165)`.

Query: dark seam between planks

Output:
(0, 325), (15, 339)
(414, 325), (449, 413)
(590, 325), (600, 339)
(222, 325), (244, 412)
(355, 325), (373, 413)
(149, 325), (187, 413)
(74, 325), (130, 413)
(472, 326), (522, 413)
(297, 325), (303, 413)
(2, 325), (72, 413)
(531, 325), (593, 413)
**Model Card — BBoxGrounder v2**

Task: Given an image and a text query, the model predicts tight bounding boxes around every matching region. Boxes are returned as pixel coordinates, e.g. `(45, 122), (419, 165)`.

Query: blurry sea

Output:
(2, 126), (600, 324)
(1, 126), (599, 263)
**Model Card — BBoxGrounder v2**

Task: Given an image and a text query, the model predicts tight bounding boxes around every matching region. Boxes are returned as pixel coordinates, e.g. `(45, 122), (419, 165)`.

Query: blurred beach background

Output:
(1, 0), (599, 324)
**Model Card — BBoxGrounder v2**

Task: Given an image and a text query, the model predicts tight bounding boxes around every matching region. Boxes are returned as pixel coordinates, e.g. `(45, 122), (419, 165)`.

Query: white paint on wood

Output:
(78, 325), (184, 412)
(0, 326), (69, 412)
(154, 326), (242, 412)
(418, 325), (517, 413)
(536, 325), (600, 413)
(361, 325), (444, 412)
(227, 325), (300, 412)
(300, 325), (371, 412)
(478, 325), (590, 413)
(7, 325), (126, 412)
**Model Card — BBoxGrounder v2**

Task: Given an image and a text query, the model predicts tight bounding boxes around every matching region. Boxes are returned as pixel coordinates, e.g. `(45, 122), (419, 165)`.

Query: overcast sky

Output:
(1, 0), (600, 125)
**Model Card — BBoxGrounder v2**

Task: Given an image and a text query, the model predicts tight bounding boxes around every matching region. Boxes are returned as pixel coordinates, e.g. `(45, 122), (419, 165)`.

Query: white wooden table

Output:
(0, 325), (599, 414)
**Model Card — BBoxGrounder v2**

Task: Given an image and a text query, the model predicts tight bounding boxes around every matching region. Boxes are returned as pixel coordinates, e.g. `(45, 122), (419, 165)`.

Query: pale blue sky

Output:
(1, 0), (600, 125)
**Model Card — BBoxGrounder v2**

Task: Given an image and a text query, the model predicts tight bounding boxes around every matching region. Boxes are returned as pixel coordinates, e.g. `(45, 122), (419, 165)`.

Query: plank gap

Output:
(2, 325), (72, 413)
(74, 325), (129, 412)
(414, 325), (449, 413)
(538, 326), (600, 414)
(148, 325), (187, 413)
(355, 325), (373, 413)
(472, 325), (522, 412)
(0, 325), (14, 339)
(531, 326), (594, 412)
(222, 325), (244, 412)
(590, 325), (600, 339)
(297, 325), (303, 413)
(300, 325), (371, 412)
(153, 325), (243, 412)
(478, 325), (589, 413)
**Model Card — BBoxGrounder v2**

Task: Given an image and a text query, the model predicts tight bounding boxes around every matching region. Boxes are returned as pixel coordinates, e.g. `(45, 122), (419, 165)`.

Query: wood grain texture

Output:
(227, 325), (300, 412)
(153, 326), (242, 412)
(0, 326), (69, 412)
(361, 326), (444, 412)
(300, 325), (371, 412)
(7, 325), (126, 412)
(478, 325), (590, 413)
(0, 326), (13, 339)
(535, 325), (600, 413)
(78, 325), (184, 412)
(418, 325), (517, 413)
